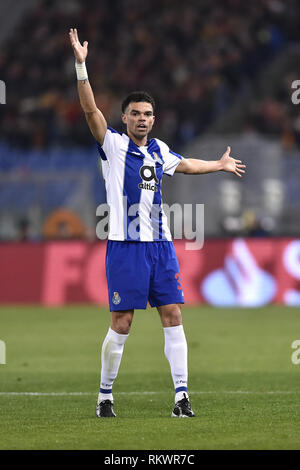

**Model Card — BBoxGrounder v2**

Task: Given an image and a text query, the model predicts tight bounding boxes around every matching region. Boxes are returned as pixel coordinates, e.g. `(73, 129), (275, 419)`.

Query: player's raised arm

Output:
(175, 146), (246, 177)
(69, 28), (107, 145)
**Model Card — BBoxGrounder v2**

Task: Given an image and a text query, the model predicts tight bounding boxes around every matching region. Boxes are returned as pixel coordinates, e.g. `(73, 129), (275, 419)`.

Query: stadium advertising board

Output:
(0, 238), (299, 306)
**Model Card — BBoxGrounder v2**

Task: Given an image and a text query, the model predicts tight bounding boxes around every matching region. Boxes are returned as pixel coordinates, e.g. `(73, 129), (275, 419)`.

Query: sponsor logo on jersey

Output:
(138, 165), (158, 192)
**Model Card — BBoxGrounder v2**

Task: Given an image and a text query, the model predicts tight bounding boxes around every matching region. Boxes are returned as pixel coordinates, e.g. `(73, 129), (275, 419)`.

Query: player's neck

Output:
(127, 131), (148, 147)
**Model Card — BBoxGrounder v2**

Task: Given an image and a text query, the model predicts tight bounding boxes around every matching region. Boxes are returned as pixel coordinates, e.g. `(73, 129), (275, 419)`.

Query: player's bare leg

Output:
(157, 304), (195, 417)
(157, 303), (182, 327)
(111, 310), (134, 334)
(96, 309), (134, 417)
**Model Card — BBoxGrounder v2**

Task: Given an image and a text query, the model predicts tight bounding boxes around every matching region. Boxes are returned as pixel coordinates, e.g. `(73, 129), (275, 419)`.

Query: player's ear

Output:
(121, 113), (127, 125)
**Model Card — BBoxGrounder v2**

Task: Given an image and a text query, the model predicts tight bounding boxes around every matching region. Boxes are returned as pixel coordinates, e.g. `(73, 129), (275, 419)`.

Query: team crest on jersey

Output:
(153, 152), (163, 165)
(112, 292), (121, 305)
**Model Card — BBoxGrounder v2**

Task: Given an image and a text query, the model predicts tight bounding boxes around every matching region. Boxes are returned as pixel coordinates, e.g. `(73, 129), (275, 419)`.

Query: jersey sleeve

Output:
(96, 126), (120, 163)
(158, 139), (183, 176)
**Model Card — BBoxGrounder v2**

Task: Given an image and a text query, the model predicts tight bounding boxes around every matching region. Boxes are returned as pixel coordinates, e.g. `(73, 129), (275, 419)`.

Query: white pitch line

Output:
(0, 391), (299, 396)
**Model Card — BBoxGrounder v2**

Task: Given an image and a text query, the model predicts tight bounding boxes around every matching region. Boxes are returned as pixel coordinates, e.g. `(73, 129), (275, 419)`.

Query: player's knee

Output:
(111, 311), (133, 334)
(160, 305), (182, 327)
(167, 314), (182, 327)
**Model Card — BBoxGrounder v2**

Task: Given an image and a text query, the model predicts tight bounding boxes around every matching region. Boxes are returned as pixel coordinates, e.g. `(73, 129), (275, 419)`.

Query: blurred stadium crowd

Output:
(0, 0), (299, 150)
(0, 0), (300, 241)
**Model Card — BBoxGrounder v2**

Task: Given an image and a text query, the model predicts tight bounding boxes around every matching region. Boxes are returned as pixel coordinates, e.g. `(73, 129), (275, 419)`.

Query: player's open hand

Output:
(220, 146), (246, 178)
(69, 28), (88, 64)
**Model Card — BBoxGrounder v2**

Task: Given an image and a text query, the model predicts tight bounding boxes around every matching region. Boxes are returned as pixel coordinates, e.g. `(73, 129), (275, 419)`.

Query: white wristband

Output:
(75, 61), (88, 81)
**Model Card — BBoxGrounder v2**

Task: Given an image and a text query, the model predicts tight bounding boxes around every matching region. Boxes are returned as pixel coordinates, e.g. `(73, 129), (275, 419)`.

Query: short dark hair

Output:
(121, 91), (155, 114)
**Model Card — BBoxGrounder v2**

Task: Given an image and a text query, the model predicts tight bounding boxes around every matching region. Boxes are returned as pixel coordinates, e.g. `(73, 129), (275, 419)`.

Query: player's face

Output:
(122, 102), (155, 141)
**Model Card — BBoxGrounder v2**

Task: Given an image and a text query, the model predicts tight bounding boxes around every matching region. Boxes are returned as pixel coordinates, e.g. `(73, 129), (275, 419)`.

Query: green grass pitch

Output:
(0, 304), (299, 450)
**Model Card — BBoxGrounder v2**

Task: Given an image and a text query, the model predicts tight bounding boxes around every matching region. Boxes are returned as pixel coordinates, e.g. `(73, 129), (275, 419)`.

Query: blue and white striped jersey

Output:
(96, 126), (182, 241)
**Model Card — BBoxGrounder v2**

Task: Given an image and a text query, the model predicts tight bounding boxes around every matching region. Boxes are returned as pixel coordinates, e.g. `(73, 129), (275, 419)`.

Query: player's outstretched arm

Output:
(69, 28), (107, 145)
(175, 146), (246, 177)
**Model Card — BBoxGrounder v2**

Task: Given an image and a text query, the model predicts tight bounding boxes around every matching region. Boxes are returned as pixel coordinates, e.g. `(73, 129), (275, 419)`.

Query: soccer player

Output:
(69, 28), (246, 418)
